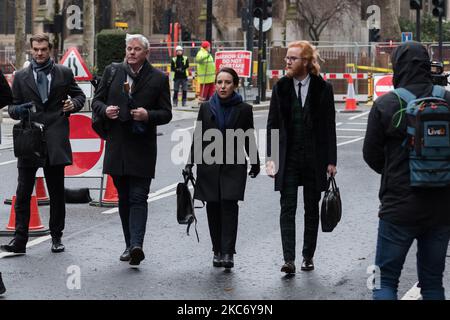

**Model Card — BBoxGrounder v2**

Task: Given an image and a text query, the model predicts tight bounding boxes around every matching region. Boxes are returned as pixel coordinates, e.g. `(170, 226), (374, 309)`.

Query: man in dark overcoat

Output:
(92, 34), (172, 267)
(266, 41), (337, 274)
(1, 33), (86, 254)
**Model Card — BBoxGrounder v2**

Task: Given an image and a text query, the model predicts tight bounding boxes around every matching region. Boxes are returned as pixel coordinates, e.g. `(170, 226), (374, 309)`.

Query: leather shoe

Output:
(281, 261), (296, 274)
(0, 272), (6, 295)
(120, 248), (131, 261)
(222, 253), (234, 269)
(0, 239), (26, 254)
(129, 246), (145, 267)
(301, 258), (314, 271)
(51, 238), (65, 253)
(213, 252), (222, 267)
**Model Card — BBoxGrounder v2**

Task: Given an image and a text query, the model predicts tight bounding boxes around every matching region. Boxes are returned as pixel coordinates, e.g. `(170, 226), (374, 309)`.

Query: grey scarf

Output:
(31, 58), (54, 104)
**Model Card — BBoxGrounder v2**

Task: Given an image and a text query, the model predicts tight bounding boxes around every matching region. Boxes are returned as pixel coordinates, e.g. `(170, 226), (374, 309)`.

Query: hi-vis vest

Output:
(172, 56), (189, 77)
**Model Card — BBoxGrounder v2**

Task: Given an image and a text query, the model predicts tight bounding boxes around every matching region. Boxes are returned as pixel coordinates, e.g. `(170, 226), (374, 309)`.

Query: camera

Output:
(431, 61), (449, 86)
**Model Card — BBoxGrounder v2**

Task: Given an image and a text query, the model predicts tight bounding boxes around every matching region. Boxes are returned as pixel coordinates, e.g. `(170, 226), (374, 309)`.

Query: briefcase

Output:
(12, 117), (46, 159)
(320, 176), (342, 232)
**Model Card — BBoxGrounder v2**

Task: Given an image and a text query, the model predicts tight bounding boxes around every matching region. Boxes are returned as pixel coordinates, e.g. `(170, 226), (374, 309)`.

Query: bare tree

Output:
(295, 0), (359, 43)
(83, 0), (95, 68)
(15, 0), (26, 69)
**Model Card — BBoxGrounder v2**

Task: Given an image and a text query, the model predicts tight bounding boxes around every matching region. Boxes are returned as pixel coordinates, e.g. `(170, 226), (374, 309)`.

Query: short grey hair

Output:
(125, 34), (149, 50)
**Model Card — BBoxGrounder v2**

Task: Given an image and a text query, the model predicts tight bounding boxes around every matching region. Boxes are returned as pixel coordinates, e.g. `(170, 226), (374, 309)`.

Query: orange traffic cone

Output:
(89, 175), (118, 207)
(4, 178), (50, 206)
(0, 196), (50, 237)
(35, 177), (50, 205)
(341, 76), (361, 113)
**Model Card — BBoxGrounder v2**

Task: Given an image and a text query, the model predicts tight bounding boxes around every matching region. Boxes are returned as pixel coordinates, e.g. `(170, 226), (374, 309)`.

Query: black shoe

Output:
(213, 252), (222, 267)
(129, 246), (145, 267)
(120, 248), (131, 261)
(301, 258), (314, 271)
(51, 238), (65, 253)
(0, 239), (26, 254)
(0, 272), (5, 295)
(281, 261), (296, 274)
(222, 253), (234, 269)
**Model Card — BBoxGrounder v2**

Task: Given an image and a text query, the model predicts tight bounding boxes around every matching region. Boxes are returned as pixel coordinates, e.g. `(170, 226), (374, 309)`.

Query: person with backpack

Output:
(171, 45), (189, 107)
(92, 34), (172, 267)
(363, 41), (450, 300)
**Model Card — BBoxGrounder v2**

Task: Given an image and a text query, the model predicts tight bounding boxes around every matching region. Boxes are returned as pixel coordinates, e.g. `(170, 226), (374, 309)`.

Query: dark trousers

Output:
(206, 200), (239, 255)
(15, 165), (66, 244)
(112, 175), (152, 249)
(280, 160), (321, 262)
(373, 219), (450, 300)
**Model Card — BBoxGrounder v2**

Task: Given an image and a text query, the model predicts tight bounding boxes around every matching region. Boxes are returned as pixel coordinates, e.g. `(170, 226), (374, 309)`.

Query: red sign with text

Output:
(215, 50), (252, 78)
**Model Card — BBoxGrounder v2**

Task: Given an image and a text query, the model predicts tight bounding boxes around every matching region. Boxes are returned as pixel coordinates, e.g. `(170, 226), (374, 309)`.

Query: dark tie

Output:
(298, 82), (303, 108)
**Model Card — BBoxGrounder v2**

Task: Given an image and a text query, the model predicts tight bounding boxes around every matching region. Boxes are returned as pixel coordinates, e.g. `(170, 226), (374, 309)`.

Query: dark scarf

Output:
(123, 60), (149, 94)
(31, 58), (54, 104)
(209, 92), (243, 132)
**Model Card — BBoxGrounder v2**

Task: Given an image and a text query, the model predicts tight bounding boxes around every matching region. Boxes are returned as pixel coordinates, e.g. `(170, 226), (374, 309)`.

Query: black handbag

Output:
(320, 176), (342, 232)
(92, 112), (108, 140)
(12, 112), (46, 159)
(176, 170), (203, 242)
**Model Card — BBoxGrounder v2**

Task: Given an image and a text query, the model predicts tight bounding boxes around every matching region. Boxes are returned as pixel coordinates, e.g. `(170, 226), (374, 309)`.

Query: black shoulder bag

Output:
(176, 170), (204, 242)
(92, 63), (119, 139)
(320, 176), (342, 232)
(12, 110), (46, 159)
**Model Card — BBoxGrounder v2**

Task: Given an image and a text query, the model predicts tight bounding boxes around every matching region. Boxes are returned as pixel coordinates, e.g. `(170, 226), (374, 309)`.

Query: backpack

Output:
(392, 85), (450, 187)
(92, 63), (120, 139)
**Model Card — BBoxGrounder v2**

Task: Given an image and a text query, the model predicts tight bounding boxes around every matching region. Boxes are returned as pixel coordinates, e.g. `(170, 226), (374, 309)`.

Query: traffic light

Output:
(410, 0), (422, 10)
(369, 28), (381, 42)
(182, 29), (191, 42)
(264, 0), (272, 19)
(432, 0), (446, 18)
(253, 0), (263, 18)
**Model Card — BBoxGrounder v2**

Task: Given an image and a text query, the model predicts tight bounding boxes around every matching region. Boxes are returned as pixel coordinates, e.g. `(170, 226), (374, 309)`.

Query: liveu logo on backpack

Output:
(393, 85), (450, 187)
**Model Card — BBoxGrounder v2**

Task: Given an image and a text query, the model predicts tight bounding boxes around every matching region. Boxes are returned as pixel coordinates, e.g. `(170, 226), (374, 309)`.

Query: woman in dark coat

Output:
(185, 67), (260, 269)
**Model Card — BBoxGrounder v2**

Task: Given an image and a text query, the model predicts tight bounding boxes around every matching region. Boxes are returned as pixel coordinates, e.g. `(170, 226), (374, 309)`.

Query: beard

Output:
(286, 62), (307, 79)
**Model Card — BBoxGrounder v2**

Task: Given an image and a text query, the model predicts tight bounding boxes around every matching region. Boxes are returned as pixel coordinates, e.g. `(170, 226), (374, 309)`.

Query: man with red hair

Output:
(266, 41), (337, 274)
(195, 41), (216, 101)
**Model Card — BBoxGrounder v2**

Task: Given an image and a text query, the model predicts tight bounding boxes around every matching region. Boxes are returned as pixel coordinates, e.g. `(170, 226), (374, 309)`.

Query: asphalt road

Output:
(0, 104), (448, 300)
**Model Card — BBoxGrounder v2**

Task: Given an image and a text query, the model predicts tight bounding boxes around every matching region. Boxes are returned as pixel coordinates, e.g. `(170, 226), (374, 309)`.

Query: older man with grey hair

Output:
(92, 34), (172, 267)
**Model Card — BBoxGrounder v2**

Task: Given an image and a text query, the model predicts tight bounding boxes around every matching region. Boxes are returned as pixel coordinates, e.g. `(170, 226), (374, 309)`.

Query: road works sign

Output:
(65, 114), (105, 177)
(60, 47), (93, 81)
(215, 50), (252, 78)
(374, 75), (394, 100)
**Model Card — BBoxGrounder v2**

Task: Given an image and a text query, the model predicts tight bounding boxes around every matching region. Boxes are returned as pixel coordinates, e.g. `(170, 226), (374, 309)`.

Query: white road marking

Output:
(338, 136), (362, 139)
(401, 282), (422, 300)
(349, 111), (370, 120)
(0, 159), (17, 166)
(336, 122), (343, 127)
(346, 122), (367, 126)
(337, 128), (367, 132)
(0, 235), (51, 259)
(337, 137), (364, 146)
(101, 182), (182, 214)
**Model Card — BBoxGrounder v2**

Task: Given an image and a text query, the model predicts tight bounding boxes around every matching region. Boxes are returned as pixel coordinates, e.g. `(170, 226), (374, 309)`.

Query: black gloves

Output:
(249, 164), (260, 178)
(183, 164), (194, 179)
(14, 102), (34, 120)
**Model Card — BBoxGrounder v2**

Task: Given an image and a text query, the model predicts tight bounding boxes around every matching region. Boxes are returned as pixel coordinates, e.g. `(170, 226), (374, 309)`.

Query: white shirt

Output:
(33, 70), (52, 94)
(293, 74), (310, 108)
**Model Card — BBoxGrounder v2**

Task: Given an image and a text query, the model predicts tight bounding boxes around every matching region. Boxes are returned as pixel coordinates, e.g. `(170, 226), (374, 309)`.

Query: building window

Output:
(0, 0), (33, 35)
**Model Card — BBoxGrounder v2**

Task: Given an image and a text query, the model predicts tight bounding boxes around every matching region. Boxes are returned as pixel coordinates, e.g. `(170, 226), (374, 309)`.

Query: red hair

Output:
(288, 41), (322, 76)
